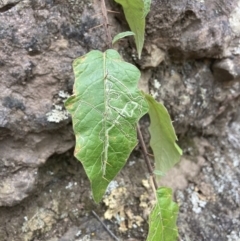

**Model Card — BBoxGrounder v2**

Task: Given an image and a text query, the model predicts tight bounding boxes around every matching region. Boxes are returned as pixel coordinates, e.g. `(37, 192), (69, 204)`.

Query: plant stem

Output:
(92, 210), (119, 241)
(137, 124), (158, 190)
(100, 0), (112, 49)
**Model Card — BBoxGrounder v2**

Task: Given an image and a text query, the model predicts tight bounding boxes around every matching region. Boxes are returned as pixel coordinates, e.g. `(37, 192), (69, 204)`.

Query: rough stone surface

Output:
(213, 56), (240, 82)
(147, 0), (240, 59)
(0, 0), (240, 240)
(144, 1), (240, 240)
(0, 0), (109, 206)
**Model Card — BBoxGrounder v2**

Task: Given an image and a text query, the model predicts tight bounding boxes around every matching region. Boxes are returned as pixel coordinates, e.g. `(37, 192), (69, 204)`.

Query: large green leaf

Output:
(144, 94), (182, 175)
(114, 0), (151, 59)
(147, 187), (179, 241)
(65, 49), (148, 202)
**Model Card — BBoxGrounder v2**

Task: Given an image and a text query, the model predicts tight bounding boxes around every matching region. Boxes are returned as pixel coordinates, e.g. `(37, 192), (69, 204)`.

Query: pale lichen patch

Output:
(150, 90), (158, 99)
(153, 79), (161, 89)
(190, 190), (207, 214)
(46, 90), (70, 123)
(46, 104), (69, 123)
(227, 230), (240, 241)
(229, 1), (240, 36)
(58, 90), (70, 99)
(46, 109), (68, 123)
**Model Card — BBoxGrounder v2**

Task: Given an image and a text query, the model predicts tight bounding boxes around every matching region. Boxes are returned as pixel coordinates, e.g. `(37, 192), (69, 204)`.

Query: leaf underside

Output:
(144, 94), (182, 177)
(112, 31), (135, 45)
(114, 0), (151, 59)
(147, 187), (179, 241)
(65, 49), (148, 202)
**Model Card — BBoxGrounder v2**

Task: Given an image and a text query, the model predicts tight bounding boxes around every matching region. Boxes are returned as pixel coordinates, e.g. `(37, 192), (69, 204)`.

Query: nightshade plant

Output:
(65, 0), (182, 240)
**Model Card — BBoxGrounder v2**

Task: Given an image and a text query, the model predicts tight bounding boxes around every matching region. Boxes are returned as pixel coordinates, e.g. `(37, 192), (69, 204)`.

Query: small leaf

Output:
(144, 93), (182, 176)
(65, 49), (148, 203)
(112, 31), (135, 45)
(147, 187), (179, 241)
(114, 0), (151, 59)
(143, 0), (151, 17)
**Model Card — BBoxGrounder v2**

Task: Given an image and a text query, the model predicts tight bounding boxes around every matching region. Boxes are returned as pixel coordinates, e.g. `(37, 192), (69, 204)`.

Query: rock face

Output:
(0, 0), (108, 206)
(144, 1), (240, 240)
(0, 0), (240, 240)
(147, 0), (239, 59)
(143, 0), (240, 136)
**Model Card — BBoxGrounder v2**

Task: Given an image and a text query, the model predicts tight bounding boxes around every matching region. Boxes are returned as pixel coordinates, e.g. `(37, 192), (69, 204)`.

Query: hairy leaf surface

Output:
(65, 50), (148, 202)
(112, 31), (135, 45)
(114, 0), (151, 59)
(144, 94), (182, 175)
(147, 187), (179, 241)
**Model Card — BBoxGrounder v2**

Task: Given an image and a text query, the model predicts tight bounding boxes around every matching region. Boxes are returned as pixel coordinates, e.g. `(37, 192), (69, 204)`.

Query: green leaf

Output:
(143, 0), (151, 17)
(147, 187), (179, 241)
(114, 0), (151, 59)
(112, 31), (135, 45)
(153, 170), (165, 177)
(65, 49), (148, 203)
(144, 94), (182, 175)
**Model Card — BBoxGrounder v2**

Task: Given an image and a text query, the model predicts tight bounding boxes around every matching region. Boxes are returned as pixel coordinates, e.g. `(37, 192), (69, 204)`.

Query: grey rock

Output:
(147, 0), (239, 59)
(0, 0), (107, 206)
(213, 57), (240, 82)
(0, 168), (36, 206)
(0, 0), (21, 9)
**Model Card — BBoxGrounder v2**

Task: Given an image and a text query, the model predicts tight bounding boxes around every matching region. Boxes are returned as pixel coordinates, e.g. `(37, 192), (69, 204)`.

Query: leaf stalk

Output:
(137, 124), (158, 190)
(100, 0), (112, 49)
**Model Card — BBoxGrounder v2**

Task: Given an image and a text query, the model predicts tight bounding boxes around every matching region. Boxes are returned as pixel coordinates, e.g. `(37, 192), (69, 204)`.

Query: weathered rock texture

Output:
(143, 1), (240, 240)
(0, 0), (240, 240)
(0, 0), (109, 206)
(147, 0), (240, 59)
